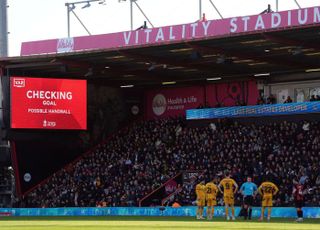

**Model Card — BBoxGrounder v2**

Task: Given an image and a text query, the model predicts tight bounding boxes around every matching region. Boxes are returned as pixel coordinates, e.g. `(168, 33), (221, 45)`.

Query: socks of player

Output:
(243, 208), (248, 220)
(231, 207), (235, 218)
(225, 207), (229, 218)
(267, 208), (272, 219)
(260, 207), (265, 220)
(248, 208), (252, 220)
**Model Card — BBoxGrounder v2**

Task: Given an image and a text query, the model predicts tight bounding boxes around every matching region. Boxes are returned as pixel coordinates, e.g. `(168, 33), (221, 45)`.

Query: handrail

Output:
(161, 170), (205, 206)
(161, 187), (182, 206)
(139, 172), (182, 207)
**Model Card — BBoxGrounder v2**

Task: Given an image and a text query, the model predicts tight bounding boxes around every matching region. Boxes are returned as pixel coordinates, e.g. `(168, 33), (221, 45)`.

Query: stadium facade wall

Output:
(145, 80), (258, 119)
(0, 207), (319, 218)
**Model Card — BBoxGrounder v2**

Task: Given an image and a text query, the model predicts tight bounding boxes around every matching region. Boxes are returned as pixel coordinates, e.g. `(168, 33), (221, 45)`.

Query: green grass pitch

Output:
(0, 216), (319, 230)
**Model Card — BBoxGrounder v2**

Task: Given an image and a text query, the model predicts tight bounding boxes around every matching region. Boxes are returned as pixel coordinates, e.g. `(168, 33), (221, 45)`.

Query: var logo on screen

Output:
(43, 120), (56, 128)
(13, 78), (25, 88)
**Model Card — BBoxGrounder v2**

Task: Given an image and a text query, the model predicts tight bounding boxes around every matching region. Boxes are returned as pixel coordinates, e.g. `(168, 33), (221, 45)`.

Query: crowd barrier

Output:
(0, 206), (320, 218)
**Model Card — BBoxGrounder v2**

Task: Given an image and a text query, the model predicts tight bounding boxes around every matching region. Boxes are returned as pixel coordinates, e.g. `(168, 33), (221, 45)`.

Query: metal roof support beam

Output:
(4, 62), (64, 69)
(199, 0), (202, 21)
(119, 50), (251, 75)
(293, 0), (301, 9)
(189, 43), (311, 69)
(132, 0), (154, 28)
(263, 33), (320, 50)
(208, 0), (223, 19)
(53, 58), (91, 69)
(65, 0), (105, 37)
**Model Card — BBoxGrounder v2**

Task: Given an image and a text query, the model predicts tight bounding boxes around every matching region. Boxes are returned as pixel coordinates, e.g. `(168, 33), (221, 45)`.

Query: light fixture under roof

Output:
(169, 48), (193, 53)
(248, 62), (268, 66)
(202, 54), (217, 58)
(306, 52), (320, 56)
(240, 39), (266, 44)
(162, 81), (176, 85)
(168, 66), (184, 70)
(183, 69), (198, 72)
(207, 77), (222, 81)
(120, 85), (134, 88)
(105, 55), (125, 60)
(233, 59), (253, 64)
(305, 68), (320, 73)
(254, 73), (270, 77)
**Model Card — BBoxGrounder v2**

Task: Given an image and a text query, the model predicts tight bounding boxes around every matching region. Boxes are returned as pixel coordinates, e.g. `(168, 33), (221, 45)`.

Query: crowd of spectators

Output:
(310, 95), (320, 101)
(0, 167), (13, 207)
(0, 167), (12, 192)
(257, 94), (320, 105)
(22, 118), (320, 208)
(197, 99), (247, 109)
(257, 95), (277, 105)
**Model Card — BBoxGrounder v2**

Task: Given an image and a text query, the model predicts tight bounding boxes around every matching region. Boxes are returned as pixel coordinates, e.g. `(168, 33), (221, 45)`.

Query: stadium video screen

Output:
(10, 76), (87, 130)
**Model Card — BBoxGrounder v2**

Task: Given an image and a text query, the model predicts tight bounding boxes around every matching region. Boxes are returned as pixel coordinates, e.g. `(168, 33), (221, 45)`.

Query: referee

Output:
(239, 177), (257, 220)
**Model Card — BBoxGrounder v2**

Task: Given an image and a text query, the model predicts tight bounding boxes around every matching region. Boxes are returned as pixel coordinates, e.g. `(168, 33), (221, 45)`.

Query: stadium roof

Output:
(1, 7), (320, 88)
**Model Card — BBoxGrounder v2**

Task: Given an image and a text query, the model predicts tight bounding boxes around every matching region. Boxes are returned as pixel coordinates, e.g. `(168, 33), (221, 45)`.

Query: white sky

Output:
(7, 0), (320, 56)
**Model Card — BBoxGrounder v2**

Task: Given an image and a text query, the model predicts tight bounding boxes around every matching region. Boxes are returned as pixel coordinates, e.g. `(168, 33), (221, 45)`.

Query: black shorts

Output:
(243, 196), (254, 206)
(295, 200), (304, 208)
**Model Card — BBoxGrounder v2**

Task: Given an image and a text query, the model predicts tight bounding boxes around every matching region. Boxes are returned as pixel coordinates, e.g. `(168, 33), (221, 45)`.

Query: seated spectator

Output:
(310, 95), (316, 102)
(266, 94), (276, 104)
(256, 96), (265, 105)
(284, 96), (293, 103)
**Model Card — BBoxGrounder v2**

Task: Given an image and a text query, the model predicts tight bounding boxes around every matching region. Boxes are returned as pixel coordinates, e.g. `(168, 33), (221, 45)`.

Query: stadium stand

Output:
(0, 167), (13, 208)
(18, 117), (320, 208)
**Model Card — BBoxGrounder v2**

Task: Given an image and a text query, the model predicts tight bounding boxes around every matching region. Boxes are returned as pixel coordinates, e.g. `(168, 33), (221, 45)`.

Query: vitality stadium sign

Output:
(21, 6), (320, 55)
(10, 77), (87, 130)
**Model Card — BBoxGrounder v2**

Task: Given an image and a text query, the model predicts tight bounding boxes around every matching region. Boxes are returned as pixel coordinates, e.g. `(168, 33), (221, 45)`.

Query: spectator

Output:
(284, 96), (293, 103)
(310, 95), (316, 102)
(256, 96), (265, 105)
(266, 95), (276, 104)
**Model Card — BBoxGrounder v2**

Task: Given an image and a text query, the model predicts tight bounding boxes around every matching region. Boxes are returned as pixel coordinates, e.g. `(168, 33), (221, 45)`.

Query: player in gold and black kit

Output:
(258, 180), (279, 221)
(205, 179), (219, 220)
(195, 181), (206, 219)
(218, 172), (238, 220)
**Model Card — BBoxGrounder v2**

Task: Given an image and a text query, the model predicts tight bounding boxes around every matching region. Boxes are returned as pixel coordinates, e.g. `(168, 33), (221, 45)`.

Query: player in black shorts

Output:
(239, 177), (257, 220)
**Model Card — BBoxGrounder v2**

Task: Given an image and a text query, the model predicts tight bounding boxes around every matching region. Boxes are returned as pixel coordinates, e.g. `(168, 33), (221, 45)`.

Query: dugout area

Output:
(0, 15), (320, 197)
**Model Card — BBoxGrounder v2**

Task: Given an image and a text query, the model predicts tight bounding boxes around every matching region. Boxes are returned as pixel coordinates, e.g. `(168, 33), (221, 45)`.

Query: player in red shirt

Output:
(292, 182), (305, 222)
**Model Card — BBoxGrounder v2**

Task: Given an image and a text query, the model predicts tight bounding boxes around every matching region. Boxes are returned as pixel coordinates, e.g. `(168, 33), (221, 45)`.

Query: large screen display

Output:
(11, 77), (87, 130)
